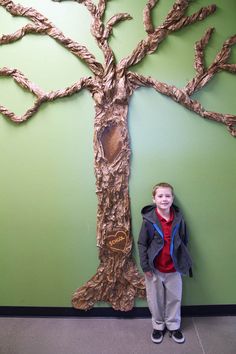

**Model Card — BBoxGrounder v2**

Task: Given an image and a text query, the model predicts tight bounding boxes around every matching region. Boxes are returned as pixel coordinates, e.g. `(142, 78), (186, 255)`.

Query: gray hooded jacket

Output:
(138, 204), (192, 276)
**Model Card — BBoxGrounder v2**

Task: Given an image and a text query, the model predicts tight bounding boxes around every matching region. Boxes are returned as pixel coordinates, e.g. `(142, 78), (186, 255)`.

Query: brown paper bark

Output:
(0, 0), (235, 311)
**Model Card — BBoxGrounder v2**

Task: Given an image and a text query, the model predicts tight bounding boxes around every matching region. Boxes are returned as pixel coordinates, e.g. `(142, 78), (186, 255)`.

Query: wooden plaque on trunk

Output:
(106, 230), (129, 254)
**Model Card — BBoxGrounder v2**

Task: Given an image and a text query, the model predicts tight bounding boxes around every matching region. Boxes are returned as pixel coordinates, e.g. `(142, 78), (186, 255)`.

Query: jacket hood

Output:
(141, 203), (182, 224)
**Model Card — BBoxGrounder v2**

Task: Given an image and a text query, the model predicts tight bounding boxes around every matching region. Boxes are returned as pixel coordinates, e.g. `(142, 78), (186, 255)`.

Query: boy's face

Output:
(153, 187), (174, 213)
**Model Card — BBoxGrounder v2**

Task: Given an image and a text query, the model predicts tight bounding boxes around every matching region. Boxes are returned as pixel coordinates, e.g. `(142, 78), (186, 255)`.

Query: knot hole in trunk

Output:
(100, 124), (123, 163)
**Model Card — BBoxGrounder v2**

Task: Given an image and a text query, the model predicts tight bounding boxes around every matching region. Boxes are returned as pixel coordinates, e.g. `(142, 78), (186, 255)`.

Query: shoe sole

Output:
(170, 335), (185, 344)
(169, 330), (185, 344)
(151, 335), (163, 344)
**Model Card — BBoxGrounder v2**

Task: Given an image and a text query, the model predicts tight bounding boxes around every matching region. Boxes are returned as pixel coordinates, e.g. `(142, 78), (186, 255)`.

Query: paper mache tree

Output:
(0, 0), (235, 311)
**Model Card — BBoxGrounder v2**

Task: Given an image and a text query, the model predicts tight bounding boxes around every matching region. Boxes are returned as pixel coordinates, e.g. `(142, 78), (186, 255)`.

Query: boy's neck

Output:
(156, 207), (171, 221)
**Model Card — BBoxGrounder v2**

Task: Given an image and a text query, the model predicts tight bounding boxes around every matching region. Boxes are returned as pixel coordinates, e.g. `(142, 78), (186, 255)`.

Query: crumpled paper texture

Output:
(0, 0), (235, 311)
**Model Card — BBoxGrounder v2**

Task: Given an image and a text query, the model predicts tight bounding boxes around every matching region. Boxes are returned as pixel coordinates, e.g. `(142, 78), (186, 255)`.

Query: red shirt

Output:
(154, 207), (176, 273)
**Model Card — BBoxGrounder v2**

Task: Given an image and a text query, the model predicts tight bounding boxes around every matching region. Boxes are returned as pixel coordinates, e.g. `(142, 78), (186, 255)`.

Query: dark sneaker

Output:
(151, 329), (163, 344)
(169, 329), (185, 343)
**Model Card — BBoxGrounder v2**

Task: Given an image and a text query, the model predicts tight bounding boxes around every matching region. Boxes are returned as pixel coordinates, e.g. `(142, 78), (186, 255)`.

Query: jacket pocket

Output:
(175, 243), (192, 274)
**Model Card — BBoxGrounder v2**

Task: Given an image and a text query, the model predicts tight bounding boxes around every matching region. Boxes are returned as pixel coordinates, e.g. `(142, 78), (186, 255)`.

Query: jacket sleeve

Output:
(179, 218), (193, 277)
(137, 220), (152, 273)
(180, 218), (189, 246)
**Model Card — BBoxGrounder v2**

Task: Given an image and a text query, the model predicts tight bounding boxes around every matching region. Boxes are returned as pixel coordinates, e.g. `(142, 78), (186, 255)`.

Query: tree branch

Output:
(53, 0), (97, 16)
(0, 0), (103, 76)
(128, 72), (236, 137)
(184, 33), (236, 95)
(162, 0), (189, 27)
(143, 0), (158, 34)
(55, 1), (130, 85)
(104, 13), (132, 39)
(162, 2), (216, 31)
(97, 0), (108, 18)
(194, 27), (214, 75)
(117, 0), (216, 75)
(0, 66), (96, 122)
(70, 0), (132, 99)
(56, 0), (116, 88)
(220, 64), (236, 73)
(0, 23), (47, 44)
(0, 67), (45, 97)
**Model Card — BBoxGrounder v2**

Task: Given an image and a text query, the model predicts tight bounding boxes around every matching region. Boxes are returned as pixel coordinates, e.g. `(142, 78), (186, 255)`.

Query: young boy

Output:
(138, 182), (192, 344)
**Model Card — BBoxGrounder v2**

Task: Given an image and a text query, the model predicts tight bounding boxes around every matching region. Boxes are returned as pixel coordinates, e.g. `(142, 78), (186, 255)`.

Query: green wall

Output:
(0, 0), (235, 307)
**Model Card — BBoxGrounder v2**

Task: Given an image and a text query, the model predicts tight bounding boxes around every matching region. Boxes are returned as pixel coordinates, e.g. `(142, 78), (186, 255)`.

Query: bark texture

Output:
(72, 98), (146, 311)
(0, 0), (235, 311)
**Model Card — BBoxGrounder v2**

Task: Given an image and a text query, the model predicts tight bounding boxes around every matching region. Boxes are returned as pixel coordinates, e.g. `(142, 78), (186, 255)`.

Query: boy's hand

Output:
(145, 271), (153, 278)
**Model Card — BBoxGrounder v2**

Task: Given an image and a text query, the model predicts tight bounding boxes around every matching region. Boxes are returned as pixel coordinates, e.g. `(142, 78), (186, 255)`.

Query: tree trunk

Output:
(72, 101), (145, 311)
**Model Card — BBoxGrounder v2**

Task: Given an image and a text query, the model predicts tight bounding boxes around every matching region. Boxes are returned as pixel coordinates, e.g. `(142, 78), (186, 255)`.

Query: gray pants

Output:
(145, 270), (182, 331)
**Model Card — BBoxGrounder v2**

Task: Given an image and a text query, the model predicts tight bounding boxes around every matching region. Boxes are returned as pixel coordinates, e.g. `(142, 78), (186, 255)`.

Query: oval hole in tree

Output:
(100, 124), (123, 163)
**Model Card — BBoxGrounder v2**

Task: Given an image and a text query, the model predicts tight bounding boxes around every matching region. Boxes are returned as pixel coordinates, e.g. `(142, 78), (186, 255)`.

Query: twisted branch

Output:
(71, 0), (132, 100)
(194, 27), (215, 75)
(56, 0), (109, 18)
(163, 3), (216, 32)
(128, 71), (236, 137)
(80, 0), (132, 63)
(0, 0), (103, 76)
(118, 0), (216, 74)
(184, 32), (236, 95)
(0, 67), (95, 122)
(54, 0), (117, 92)
(104, 13), (132, 39)
(0, 23), (47, 44)
(162, 0), (189, 27)
(143, 0), (158, 34)
(97, 0), (107, 18)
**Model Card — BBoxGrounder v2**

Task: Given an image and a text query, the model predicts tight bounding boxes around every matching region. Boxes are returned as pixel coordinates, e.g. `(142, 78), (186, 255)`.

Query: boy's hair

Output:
(152, 182), (174, 197)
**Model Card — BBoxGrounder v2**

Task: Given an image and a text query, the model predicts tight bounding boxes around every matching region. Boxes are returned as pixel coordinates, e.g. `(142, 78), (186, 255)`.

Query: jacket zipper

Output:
(152, 223), (164, 267)
(153, 222), (180, 271)
(170, 222), (180, 272)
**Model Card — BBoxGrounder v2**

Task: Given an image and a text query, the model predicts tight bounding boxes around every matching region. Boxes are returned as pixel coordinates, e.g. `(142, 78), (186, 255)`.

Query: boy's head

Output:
(152, 182), (174, 198)
(152, 182), (174, 212)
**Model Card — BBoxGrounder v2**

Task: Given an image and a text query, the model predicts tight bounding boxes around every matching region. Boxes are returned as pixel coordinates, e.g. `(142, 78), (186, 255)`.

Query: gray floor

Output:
(0, 316), (235, 354)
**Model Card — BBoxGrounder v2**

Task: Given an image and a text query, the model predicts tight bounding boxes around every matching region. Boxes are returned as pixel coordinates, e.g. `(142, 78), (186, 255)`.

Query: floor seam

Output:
(192, 317), (207, 354)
